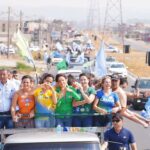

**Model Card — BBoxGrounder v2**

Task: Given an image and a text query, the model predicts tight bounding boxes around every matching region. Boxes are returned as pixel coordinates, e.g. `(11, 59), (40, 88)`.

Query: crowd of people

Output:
(0, 68), (149, 130)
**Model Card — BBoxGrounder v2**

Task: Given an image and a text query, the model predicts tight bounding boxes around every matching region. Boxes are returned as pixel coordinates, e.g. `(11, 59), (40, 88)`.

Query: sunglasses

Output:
(112, 119), (121, 123)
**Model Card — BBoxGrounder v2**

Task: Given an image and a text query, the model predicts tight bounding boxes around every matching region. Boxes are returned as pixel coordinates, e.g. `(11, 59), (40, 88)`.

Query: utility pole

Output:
(7, 7), (11, 58)
(38, 19), (42, 47)
(19, 10), (23, 31)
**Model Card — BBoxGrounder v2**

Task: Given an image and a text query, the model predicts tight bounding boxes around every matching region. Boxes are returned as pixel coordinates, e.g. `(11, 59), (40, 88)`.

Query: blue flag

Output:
(95, 41), (107, 77)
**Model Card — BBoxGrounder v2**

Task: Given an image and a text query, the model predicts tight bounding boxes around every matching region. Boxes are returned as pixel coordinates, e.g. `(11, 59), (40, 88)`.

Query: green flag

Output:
(57, 60), (68, 70)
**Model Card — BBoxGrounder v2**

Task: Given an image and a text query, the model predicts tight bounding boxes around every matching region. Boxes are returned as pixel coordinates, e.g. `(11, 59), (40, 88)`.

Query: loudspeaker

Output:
(124, 45), (130, 53)
(146, 51), (150, 66)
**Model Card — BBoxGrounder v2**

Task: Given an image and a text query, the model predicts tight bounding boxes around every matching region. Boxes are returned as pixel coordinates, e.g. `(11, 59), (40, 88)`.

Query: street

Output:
(124, 114), (150, 150)
(124, 73), (150, 149)
(113, 35), (150, 52)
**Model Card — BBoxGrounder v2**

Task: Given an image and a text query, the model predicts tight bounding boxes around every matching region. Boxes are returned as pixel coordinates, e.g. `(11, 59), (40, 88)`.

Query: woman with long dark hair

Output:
(55, 74), (81, 127)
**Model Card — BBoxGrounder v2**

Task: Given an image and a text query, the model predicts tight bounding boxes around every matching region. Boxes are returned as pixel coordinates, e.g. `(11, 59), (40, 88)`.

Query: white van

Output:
(2, 131), (101, 150)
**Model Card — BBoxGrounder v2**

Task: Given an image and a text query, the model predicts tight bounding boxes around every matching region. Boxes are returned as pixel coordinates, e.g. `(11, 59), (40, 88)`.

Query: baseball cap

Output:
(112, 113), (123, 120)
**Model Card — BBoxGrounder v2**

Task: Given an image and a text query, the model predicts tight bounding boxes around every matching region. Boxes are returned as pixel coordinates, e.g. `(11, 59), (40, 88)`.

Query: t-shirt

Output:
(17, 95), (35, 118)
(34, 88), (56, 119)
(96, 90), (119, 113)
(74, 87), (96, 114)
(55, 86), (80, 118)
(104, 127), (135, 150)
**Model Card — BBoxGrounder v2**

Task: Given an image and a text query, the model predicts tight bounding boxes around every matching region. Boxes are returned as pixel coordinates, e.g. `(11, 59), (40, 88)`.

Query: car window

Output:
(106, 58), (115, 62)
(3, 142), (100, 150)
(111, 64), (124, 68)
(138, 80), (150, 89)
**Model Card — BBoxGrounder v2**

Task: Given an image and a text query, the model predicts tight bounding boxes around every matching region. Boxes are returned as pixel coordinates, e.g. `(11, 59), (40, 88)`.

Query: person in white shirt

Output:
(0, 69), (17, 128)
(7, 70), (21, 90)
(43, 51), (49, 64)
(75, 51), (84, 64)
(12, 70), (21, 90)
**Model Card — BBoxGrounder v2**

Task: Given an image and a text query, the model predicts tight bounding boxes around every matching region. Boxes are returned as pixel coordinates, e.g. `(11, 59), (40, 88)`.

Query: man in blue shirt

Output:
(102, 113), (137, 150)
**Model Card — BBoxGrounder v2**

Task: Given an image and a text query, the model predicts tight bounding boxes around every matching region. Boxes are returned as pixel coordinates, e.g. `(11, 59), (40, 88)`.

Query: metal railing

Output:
(0, 113), (112, 143)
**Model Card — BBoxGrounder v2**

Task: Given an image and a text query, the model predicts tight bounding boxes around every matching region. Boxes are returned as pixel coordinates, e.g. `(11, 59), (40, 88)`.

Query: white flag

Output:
(13, 29), (34, 63)
(95, 41), (107, 77)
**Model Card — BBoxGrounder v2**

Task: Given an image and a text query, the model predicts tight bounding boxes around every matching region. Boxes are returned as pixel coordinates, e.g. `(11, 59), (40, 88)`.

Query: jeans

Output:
(0, 116), (13, 129)
(73, 116), (93, 127)
(35, 116), (55, 128)
(94, 114), (112, 128)
(56, 117), (72, 128)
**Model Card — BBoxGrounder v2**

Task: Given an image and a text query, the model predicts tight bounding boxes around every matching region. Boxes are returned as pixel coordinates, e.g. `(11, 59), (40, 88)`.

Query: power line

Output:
(87, 0), (101, 32)
(102, 0), (124, 45)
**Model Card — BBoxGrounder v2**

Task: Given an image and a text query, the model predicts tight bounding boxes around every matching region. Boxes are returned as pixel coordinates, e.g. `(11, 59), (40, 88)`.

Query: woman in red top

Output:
(11, 75), (35, 128)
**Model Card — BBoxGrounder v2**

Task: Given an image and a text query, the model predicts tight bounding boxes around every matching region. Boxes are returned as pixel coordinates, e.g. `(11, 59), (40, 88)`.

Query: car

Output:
(7, 47), (15, 54)
(0, 43), (7, 54)
(107, 62), (128, 78)
(131, 78), (150, 110)
(68, 57), (89, 68)
(2, 131), (101, 150)
(105, 45), (119, 53)
(57, 69), (82, 80)
(106, 56), (116, 67)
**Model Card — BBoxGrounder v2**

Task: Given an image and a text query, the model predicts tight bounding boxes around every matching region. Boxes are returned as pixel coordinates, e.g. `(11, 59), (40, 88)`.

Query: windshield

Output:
(138, 80), (150, 89)
(106, 57), (115, 62)
(111, 64), (124, 68)
(3, 142), (100, 150)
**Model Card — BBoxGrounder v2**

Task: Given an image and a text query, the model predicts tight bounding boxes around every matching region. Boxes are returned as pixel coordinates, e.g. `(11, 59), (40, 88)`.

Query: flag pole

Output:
(30, 59), (38, 84)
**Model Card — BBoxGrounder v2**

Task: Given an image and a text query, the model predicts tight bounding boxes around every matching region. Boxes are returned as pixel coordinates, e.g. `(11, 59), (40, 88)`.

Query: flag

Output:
(95, 41), (107, 77)
(56, 42), (63, 51)
(13, 29), (38, 83)
(13, 29), (33, 63)
(56, 60), (68, 70)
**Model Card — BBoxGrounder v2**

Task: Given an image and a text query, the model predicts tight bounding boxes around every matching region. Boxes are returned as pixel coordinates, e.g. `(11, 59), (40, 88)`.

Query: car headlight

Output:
(137, 99), (141, 103)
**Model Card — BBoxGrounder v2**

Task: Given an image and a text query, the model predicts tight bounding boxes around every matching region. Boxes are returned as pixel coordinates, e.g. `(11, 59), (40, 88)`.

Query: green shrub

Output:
(16, 62), (33, 71)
